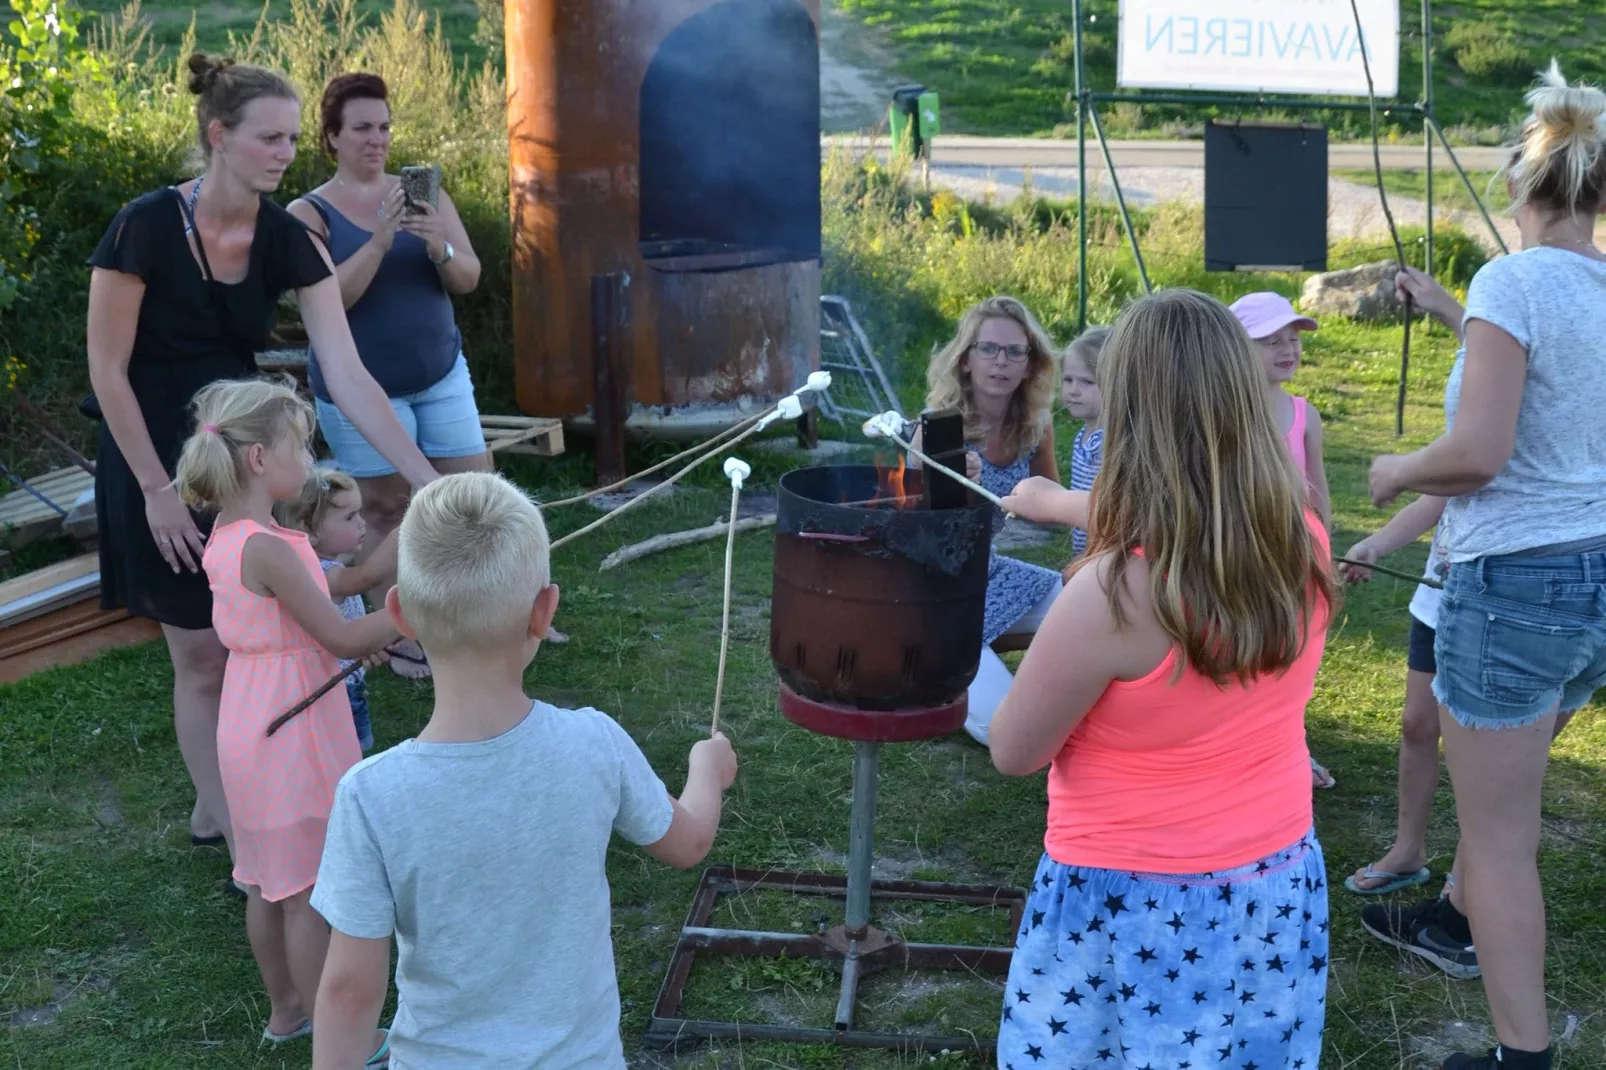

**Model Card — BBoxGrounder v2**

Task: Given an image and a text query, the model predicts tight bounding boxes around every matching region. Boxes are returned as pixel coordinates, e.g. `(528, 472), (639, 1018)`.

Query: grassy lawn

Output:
(69, 0), (499, 70)
(833, 0), (1606, 136)
(1335, 168), (1510, 216)
(3, 302), (1603, 1066)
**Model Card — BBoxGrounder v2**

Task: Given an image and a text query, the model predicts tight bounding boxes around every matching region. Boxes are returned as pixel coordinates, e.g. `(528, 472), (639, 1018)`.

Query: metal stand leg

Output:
(836, 741), (879, 1030)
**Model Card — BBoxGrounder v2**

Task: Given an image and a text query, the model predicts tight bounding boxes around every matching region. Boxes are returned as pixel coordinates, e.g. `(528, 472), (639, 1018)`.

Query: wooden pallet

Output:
(481, 414), (565, 457)
(0, 467), (94, 548)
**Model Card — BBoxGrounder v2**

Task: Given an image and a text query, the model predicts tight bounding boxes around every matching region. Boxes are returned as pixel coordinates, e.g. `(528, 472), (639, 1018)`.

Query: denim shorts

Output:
(1433, 549), (1606, 730)
(316, 354), (486, 478)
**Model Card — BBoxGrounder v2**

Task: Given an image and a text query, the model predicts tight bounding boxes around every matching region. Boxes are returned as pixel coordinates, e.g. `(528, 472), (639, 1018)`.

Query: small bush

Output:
(1444, 21), (1533, 87)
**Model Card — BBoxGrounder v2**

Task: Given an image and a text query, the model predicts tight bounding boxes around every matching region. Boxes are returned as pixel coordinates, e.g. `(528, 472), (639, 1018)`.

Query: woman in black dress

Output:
(86, 54), (439, 860)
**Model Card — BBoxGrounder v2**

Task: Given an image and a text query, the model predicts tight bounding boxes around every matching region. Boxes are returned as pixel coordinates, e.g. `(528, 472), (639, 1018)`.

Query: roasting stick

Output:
(709, 457), (750, 736)
(860, 411), (1014, 517)
(274, 378), (835, 733)
(541, 371), (835, 511)
(1334, 555), (1443, 589)
(266, 647), (396, 738)
(550, 394), (806, 552)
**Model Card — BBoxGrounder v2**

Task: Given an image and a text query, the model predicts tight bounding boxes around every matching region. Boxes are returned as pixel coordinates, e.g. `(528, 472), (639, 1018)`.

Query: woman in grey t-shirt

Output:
(1364, 63), (1606, 1070)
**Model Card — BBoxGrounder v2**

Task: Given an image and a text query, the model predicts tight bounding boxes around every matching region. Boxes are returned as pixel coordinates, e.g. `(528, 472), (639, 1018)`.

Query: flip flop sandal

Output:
(263, 1017), (312, 1044)
(546, 627), (569, 645)
(367, 1028), (391, 1067)
(1344, 865), (1431, 896)
(387, 644), (432, 680)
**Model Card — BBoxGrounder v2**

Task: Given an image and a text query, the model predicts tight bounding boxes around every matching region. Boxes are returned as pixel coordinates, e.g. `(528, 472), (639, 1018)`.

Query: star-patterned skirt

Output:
(998, 830), (1328, 1070)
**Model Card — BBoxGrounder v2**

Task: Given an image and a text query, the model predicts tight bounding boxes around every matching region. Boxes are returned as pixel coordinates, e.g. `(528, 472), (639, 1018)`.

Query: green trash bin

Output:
(889, 84), (939, 159)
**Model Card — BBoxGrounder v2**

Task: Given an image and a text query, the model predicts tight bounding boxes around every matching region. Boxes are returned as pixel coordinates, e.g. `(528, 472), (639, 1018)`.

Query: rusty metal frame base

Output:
(643, 864), (1026, 1054)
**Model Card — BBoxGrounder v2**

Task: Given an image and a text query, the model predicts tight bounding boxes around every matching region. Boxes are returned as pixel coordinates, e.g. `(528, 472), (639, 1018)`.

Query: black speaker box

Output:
(1204, 121), (1328, 272)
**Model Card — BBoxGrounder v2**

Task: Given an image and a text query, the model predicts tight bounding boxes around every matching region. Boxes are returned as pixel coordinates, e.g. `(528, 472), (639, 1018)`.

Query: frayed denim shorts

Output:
(1433, 545), (1606, 730)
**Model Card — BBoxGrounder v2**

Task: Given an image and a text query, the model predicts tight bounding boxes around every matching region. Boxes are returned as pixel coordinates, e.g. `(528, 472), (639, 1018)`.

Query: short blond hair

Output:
(397, 472), (551, 653)
(174, 376), (314, 511)
(275, 465), (360, 534)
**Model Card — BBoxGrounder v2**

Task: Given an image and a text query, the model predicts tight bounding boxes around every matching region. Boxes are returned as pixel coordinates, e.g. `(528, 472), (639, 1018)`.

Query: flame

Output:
(863, 454), (917, 510)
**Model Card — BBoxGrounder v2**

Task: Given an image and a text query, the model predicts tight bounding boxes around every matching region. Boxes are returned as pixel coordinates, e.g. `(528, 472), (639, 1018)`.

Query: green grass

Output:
(3, 301), (1604, 1067)
(834, 0), (1606, 137)
(1335, 168), (1511, 217)
(67, 0), (500, 71)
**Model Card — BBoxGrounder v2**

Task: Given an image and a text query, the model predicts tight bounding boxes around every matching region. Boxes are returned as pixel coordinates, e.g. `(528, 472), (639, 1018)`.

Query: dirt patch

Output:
(8, 975), (113, 1029)
(820, 0), (899, 133)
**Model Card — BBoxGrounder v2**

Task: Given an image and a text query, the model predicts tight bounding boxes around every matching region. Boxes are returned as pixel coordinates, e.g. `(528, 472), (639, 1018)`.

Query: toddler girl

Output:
(175, 377), (395, 1064)
(277, 466), (401, 753)
(1062, 325), (1110, 557)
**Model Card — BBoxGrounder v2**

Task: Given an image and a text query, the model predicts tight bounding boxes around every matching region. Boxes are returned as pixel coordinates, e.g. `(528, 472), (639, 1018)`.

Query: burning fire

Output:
(866, 454), (919, 510)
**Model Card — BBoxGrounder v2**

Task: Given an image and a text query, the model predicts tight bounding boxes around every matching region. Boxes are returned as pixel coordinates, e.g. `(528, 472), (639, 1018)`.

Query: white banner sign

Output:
(1117, 0), (1399, 98)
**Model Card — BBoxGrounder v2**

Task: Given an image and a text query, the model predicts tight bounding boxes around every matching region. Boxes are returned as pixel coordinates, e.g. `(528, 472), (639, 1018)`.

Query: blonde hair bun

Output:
(1509, 59), (1606, 217)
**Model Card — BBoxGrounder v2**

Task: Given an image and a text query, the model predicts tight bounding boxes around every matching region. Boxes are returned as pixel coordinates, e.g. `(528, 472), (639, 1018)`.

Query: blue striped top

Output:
(1069, 426), (1103, 557)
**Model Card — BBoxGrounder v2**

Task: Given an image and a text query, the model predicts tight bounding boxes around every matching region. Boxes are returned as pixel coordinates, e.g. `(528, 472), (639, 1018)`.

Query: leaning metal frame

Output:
(644, 739), (1028, 1054)
(1070, 0), (1507, 330)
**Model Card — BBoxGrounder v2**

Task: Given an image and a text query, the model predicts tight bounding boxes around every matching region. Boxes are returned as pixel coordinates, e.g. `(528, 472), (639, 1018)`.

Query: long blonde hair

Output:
(925, 296), (1058, 460)
(1078, 289), (1336, 686)
(174, 376), (314, 511)
(1506, 60), (1606, 218)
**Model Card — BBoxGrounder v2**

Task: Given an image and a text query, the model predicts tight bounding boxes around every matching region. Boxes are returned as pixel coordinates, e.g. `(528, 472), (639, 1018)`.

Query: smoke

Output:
(639, 0), (822, 261)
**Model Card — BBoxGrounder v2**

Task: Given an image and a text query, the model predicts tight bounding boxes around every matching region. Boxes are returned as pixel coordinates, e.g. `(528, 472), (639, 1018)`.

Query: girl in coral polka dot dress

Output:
(175, 376), (396, 1063)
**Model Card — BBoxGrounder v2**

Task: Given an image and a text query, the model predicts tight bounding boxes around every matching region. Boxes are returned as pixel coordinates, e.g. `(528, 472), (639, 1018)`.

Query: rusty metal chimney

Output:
(505, 0), (822, 441)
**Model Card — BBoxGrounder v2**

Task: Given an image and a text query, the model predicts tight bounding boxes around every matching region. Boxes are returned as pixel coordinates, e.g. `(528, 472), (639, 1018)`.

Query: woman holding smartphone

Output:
(288, 72), (494, 677)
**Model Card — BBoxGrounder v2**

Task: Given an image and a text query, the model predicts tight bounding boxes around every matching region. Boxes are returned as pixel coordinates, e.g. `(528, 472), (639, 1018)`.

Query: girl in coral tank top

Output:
(175, 377), (396, 1062)
(996, 290), (1339, 1070)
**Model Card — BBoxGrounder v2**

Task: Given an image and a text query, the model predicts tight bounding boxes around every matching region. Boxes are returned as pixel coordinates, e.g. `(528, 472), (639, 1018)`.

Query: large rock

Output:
(1300, 260), (1402, 321)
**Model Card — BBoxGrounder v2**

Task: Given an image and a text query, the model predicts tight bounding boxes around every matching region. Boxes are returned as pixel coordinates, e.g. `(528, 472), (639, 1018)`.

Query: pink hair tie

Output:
(203, 424), (219, 434)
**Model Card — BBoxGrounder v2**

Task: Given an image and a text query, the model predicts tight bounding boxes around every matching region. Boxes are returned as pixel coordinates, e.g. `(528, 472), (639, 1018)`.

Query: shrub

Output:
(1444, 21), (1533, 88)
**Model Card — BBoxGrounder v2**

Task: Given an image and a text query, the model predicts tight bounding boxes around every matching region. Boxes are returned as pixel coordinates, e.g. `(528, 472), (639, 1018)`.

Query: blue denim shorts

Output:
(316, 354), (486, 478)
(1433, 549), (1606, 730)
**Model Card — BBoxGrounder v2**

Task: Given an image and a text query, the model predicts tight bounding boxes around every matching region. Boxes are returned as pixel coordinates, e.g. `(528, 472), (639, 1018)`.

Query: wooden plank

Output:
(0, 606), (160, 684)
(0, 554), (97, 607)
(0, 573), (100, 631)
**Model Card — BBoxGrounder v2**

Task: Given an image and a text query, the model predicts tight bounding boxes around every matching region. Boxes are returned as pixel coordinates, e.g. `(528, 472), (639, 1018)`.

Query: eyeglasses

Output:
(971, 341), (1031, 363)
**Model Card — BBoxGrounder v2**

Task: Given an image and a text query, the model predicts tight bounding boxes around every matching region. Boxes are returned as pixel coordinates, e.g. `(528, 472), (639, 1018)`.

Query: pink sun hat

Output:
(1229, 292), (1318, 340)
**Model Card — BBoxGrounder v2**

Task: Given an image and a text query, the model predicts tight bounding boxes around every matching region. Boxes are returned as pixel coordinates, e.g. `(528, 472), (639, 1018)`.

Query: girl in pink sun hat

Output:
(1231, 291), (1336, 790)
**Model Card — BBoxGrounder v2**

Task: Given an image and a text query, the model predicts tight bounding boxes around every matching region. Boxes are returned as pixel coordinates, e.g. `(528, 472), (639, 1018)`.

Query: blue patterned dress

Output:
(978, 446), (1063, 645)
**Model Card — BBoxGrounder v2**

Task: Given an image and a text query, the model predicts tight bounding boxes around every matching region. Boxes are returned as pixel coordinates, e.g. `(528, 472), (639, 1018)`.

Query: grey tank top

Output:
(304, 193), (460, 400)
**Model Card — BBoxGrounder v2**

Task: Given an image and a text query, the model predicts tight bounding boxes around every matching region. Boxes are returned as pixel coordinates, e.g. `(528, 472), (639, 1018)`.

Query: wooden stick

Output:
(265, 659), (365, 737)
(9, 389), (96, 476)
(539, 410), (765, 510)
(709, 484), (742, 737)
(1334, 556), (1442, 589)
(598, 514), (776, 571)
(549, 419), (767, 551)
(836, 493), (923, 509)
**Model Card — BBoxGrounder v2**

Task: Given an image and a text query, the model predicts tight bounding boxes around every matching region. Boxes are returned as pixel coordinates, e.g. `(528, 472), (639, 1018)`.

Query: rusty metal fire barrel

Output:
(770, 465), (991, 741)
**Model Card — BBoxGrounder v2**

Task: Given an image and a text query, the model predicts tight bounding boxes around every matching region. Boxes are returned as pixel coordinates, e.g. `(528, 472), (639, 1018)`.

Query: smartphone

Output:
(399, 164), (441, 214)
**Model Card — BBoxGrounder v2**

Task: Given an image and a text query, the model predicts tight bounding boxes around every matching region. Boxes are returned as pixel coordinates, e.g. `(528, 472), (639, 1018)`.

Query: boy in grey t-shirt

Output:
(310, 473), (738, 1069)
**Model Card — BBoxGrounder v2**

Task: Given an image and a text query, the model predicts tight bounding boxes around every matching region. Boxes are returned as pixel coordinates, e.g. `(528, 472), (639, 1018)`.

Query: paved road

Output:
(823, 135), (1507, 171)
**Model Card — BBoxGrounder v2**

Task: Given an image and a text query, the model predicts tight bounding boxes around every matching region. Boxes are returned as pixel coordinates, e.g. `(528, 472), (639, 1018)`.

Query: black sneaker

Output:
(1361, 896), (1480, 979)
